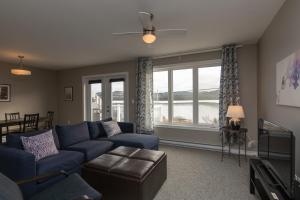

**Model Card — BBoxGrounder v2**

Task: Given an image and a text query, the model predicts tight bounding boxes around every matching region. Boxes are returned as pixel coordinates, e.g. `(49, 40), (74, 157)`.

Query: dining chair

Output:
(23, 114), (39, 133)
(44, 111), (54, 129)
(5, 112), (22, 133)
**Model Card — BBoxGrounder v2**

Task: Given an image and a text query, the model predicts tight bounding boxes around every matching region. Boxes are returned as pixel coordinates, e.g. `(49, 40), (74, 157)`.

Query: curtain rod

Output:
(153, 44), (243, 59)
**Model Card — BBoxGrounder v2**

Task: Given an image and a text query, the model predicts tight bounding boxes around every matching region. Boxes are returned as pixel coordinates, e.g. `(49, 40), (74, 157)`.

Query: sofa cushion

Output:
(36, 150), (84, 175)
(21, 130), (59, 161)
(37, 150), (84, 175)
(66, 140), (113, 161)
(101, 121), (122, 137)
(56, 122), (90, 148)
(102, 134), (159, 150)
(7, 129), (60, 150)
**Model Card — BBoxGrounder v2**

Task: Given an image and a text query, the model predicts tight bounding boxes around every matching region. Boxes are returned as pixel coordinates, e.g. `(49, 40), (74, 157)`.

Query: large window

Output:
(153, 61), (221, 128)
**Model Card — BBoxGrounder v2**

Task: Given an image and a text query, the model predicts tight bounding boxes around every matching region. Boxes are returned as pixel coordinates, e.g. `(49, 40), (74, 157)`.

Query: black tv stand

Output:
(250, 159), (293, 200)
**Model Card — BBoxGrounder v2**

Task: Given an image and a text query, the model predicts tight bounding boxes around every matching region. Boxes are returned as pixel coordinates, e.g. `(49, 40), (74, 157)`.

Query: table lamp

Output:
(226, 105), (245, 130)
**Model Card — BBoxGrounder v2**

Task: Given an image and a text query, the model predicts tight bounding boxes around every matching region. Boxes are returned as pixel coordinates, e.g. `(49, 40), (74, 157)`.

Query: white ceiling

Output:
(0, 0), (285, 70)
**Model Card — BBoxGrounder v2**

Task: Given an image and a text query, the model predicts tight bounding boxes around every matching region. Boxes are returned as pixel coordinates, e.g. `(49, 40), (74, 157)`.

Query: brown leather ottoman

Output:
(82, 146), (167, 200)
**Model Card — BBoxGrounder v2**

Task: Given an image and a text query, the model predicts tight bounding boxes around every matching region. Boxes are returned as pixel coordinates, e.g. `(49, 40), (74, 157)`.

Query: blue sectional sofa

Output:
(0, 119), (159, 199)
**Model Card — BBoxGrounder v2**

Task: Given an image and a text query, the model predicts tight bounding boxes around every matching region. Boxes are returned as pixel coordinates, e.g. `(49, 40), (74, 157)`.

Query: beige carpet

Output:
(154, 145), (256, 200)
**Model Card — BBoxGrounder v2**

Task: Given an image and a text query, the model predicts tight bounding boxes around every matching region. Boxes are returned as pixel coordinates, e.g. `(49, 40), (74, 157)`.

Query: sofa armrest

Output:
(0, 145), (37, 197)
(118, 122), (135, 133)
(0, 146), (36, 180)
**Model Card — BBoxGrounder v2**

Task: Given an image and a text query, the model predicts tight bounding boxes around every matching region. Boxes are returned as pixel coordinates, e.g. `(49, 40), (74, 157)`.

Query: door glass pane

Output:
(153, 71), (169, 124)
(198, 66), (221, 127)
(173, 68), (193, 124)
(111, 81), (124, 122)
(91, 83), (102, 121)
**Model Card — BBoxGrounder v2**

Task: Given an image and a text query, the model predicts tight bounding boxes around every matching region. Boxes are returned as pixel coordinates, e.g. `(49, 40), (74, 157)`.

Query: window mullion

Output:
(193, 67), (199, 125)
(168, 69), (173, 124)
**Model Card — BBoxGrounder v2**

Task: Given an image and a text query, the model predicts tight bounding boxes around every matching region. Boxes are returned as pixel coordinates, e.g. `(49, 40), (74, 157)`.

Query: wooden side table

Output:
(221, 127), (248, 167)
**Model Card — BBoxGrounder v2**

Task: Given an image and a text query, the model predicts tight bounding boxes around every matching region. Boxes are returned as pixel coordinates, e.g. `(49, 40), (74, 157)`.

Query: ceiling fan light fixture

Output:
(143, 30), (156, 44)
(11, 56), (32, 76)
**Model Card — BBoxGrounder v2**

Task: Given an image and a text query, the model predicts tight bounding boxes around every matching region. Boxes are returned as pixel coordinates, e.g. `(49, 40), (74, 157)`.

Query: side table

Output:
(221, 127), (248, 167)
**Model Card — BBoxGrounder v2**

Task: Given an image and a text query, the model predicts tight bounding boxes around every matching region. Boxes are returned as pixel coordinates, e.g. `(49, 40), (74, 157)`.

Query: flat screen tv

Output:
(258, 119), (295, 198)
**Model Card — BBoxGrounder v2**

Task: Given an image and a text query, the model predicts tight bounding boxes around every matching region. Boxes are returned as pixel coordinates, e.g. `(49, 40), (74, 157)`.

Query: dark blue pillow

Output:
(6, 129), (60, 150)
(87, 118), (112, 139)
(55, 122), (90, 148)
(87, 122), (101, 139)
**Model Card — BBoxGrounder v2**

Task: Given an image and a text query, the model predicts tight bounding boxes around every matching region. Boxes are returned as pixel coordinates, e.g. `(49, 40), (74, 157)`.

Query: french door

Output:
(83, 73), (128, 122)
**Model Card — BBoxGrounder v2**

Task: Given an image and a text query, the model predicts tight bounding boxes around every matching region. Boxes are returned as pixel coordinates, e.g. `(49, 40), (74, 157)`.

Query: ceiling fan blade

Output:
(156, 29), (187, 38)
(138, 11), (153, 30)
(157, 29), (187, 34)
(112, 32), (143, 36)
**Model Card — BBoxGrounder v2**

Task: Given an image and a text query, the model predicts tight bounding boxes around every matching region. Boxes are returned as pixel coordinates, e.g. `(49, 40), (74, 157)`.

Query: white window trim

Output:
(154, 124), (219, 132)
(154, 59), (221, 71)
(153, 59), (221, 130)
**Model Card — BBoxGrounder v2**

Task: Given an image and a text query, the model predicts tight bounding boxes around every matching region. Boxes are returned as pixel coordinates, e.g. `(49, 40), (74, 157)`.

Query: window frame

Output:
(153, 59), (221, 130)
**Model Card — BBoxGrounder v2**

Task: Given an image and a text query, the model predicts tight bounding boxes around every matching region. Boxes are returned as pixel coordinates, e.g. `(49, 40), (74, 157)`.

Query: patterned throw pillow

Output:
(101, 121), (122, 137)
(21, 130), (59, 161)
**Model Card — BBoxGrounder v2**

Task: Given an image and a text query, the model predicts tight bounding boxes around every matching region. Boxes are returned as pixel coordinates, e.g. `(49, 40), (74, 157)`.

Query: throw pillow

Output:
(101, 121), (122, 137)
(21, 130), (59, 161)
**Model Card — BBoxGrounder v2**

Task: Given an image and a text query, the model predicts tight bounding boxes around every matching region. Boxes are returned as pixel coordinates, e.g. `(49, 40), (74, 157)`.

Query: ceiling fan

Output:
(112, 12), (187, 44)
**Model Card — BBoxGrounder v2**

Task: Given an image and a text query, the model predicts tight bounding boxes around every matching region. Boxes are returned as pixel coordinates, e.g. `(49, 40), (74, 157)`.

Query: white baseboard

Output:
(160, 139), (257, 156)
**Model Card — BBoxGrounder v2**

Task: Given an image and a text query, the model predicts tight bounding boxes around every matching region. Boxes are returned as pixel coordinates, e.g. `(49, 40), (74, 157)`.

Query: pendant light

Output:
(11, 56), (32, 76)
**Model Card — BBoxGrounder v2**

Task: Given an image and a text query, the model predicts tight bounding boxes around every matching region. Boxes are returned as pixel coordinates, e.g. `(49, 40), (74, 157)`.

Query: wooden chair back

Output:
(46, 111), (54, 129)
(5, 112), (21, 133)
(23, 114), (39, 133)
(5, 112), (20, 121)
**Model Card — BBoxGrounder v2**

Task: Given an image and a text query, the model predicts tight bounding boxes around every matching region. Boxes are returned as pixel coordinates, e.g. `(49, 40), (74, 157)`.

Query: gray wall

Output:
(0, 61), (58, 122)
(258, 0), (300, 176)
(57, 45), (258, 146)
(154, 44), (258, 146)
(57, 60), (136, 124)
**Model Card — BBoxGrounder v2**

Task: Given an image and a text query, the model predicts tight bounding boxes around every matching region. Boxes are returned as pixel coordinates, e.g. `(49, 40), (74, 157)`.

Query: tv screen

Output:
(258, 119), (295, 197)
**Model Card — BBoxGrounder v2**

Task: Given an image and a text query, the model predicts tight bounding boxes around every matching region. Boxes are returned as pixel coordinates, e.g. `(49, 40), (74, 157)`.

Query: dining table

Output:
(0, 116), (48, 144)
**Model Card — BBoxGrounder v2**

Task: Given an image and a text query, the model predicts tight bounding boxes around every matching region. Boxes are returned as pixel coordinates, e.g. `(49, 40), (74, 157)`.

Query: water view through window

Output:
(198, 66), (221, 127)
(153, 71), (169, 123)
(153, 65), (221, 127)
(173, 69), (193, 124)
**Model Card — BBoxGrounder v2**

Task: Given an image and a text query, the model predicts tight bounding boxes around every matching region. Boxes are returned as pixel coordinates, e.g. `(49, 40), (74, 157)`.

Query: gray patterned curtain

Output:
(136, 57), (154, 134)
(219, 44), (240, 128)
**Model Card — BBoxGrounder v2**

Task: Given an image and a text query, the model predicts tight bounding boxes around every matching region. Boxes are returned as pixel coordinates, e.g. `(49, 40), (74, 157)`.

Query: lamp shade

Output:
(11, 69), (31, 76)
(226, 105), (245, 119)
